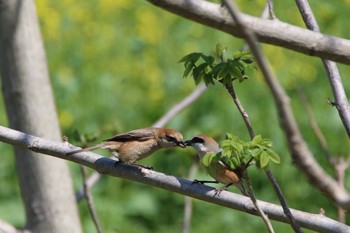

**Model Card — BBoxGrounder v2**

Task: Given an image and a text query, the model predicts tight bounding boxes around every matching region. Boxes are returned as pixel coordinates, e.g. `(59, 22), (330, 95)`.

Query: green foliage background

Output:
(1, 0), (350, 232)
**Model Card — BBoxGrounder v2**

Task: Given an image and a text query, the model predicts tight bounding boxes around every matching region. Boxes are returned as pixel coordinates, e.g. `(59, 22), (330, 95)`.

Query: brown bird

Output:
(67, 127), (186, 165)
(186, 134), (247, 196)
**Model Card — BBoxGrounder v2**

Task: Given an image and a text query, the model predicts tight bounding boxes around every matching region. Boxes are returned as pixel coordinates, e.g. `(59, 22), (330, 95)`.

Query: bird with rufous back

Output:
(67, 127), (186, 168)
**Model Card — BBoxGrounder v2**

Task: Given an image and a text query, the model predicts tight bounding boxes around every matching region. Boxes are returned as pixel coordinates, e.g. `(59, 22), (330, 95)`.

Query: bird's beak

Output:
(184, 140), (192, 147)
(177, 141), (187, 148)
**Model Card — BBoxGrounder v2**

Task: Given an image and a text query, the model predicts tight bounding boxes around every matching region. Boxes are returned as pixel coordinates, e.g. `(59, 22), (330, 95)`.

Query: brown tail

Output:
(66, 143), (105, 156)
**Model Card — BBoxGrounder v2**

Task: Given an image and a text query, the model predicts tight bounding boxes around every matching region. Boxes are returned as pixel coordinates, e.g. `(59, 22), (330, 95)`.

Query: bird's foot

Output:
(192, 179), (204, 185)
(134, 163), (153, 170)
(214, 187), (228, 197)
(114, 160), (123, 167)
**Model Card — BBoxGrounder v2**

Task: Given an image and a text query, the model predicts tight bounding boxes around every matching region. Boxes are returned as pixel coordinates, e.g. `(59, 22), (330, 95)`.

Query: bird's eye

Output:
(166, 135), (176, 142)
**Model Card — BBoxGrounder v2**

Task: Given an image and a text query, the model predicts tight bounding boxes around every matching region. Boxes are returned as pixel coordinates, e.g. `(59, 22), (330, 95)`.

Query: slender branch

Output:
(333, 157), (350, 223)
(267, 0), (276, 19)
(221, 55), (275, 231)
(146, 0), (350, 65)
(76, 84), (207, 200)
(182, 159), (198, 233)
(296, 86), (350, 222)
(221, 1), (302, 232)
(224, 83), (255, 139)
(224, 82), (275, 232)
(76, 171), (102, 201)
(294, 0), (350, 138)
(0, 126), (349, 233)
(243, 171), (275, 233)
(80, 165), (103, 233)
(153, 83), (207, 128)
(296, 87), (333, 161)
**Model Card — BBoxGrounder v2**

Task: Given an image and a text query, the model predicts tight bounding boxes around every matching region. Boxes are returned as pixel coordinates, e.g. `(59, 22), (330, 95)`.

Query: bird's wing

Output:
(219, 159), (242, 177)
(218, 159), (231, 169)
(104, 128), (154, 142)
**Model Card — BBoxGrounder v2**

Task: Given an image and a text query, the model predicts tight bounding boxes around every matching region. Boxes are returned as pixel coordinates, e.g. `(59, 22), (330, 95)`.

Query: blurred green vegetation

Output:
(1, 0), (350, 232)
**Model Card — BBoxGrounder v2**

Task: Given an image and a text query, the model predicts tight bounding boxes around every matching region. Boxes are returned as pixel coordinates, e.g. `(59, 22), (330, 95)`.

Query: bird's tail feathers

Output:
(235, 180), (248, 196)
(66, 143), (105, 156)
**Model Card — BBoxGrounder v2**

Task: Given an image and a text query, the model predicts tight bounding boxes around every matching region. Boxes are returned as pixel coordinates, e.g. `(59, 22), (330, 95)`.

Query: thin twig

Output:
(243, 171), (275, 233)
(80, 165), (103, 233)
(295, 86), (349, 222)
(295, 86), (332, 161)
(332, 156), (350, 223)
(221, 0), (303, 232)
(76, 171), (103, 201)
(294, 0), (350, 137)
(267, 0), (276, 19)
(224, 82), (275, 233)
(182, 159), (199, 233)
(220, 37), (275, 231)
(224, 83), (255, 140)
(76, 84), (207, 201)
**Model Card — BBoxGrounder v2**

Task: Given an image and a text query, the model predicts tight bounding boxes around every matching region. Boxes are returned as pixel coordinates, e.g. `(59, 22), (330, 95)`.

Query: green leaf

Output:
(259, 151), (270, 169)
(227, 61), (242, 79)
(201, 54), (215, 65)
(201, 152), (221, 167)
(178, 54), (191, 63)
(217, 65), (230, 81)
(193, 73), (202, 85)
(222, 156), (238, 169)
(179, 52), (202, 67)
(251, 135), (262, 145)
(183, 62), (194, 78)
(242, 58), (254, 64)
(203, 74), (215, 86)
(251, 148), (262, 159)
(267, 150), (281, 164)
(216, 42), (227, 58)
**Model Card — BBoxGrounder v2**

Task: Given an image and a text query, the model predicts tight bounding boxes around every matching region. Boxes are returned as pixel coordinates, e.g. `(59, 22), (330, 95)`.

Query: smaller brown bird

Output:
(67, 127), (186, 165)
(186, 134), (247, 196)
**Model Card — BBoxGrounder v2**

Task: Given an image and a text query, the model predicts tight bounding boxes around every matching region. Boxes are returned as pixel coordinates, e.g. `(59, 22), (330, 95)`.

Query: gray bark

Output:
(0, 126), (349, 233)
(0, 1), (82, 232)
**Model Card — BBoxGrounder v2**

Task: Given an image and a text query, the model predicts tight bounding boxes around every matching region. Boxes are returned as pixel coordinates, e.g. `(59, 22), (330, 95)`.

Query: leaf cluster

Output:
(201, 133), (280, 171)
(179, 43), (255, 86)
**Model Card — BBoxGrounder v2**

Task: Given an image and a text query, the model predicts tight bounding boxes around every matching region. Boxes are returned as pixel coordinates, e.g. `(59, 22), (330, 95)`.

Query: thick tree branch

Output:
(1, 126), (349, 233)
(147, 0), (350, 65)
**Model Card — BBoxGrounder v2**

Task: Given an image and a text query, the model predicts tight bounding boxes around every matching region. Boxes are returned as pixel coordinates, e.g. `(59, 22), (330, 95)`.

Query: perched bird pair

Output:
(67, 127), (245, 195)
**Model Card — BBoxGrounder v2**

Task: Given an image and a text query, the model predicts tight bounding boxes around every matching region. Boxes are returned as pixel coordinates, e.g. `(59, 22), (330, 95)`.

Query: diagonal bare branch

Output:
(294, 0), (350, 137)
(0, 125), (349, 233)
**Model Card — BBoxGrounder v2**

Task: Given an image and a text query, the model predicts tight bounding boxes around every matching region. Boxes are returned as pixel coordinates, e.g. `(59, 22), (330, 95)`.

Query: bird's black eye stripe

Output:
(166, 135), (177, 142)
(191, 137), (204, 144)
